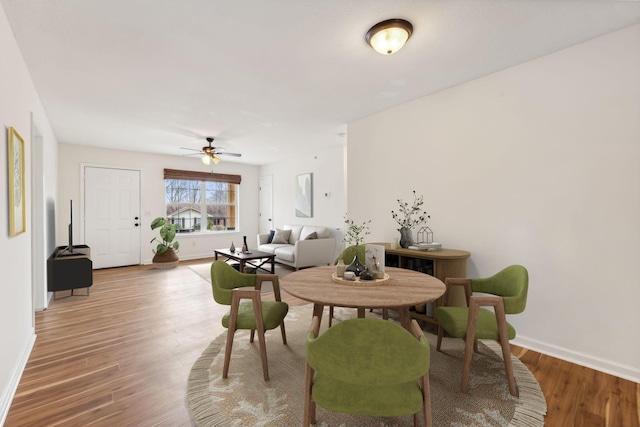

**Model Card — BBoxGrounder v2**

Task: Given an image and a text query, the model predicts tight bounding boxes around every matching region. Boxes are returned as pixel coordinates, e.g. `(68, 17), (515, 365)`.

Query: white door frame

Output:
(79, 163), (142, 266)
(30, 115), (47, 313)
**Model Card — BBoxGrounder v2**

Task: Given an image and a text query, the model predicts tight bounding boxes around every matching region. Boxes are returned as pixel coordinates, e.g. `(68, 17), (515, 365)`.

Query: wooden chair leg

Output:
(436, 325), (444, 351)
(223, 299), (241, 379)
(256, 326), (269, 381)
(422, 373), (432, 427)
(461, 300), (480, 393)
(249, 329), (255, 343)
(280, 321), (287, 345)
(461, 332), (475, 393)
(495, 303), (517, 396)
(382, 308), (388, 320)
(303, 363), (314, 427)
(222, 327), (236, 379)
(329, 305), (334, 327)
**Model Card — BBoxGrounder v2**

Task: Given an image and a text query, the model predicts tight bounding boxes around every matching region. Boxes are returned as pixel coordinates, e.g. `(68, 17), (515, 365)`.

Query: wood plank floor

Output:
(6, 259), (639, 426)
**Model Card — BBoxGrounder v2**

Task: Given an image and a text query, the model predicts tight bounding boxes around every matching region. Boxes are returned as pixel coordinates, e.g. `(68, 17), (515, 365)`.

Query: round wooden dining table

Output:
(281, 265), (446, 329)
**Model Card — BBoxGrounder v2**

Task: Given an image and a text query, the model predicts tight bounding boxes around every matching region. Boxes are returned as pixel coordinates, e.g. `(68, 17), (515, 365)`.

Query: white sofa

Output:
(257, 225), (337, 269)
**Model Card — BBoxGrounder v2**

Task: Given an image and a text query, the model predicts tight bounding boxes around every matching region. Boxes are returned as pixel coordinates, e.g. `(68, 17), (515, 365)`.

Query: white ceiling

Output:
(2, 0), (640, 165)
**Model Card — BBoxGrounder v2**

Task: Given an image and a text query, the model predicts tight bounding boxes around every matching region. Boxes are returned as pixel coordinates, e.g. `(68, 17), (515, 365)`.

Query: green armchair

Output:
(304, 317), (432, 426)
(435, 265), (528, 396)
(210, 260), (289, 381)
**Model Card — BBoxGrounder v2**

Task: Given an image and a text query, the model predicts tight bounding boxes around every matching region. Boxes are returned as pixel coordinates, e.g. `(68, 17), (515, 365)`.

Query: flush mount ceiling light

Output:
(366, 19), (413, 55)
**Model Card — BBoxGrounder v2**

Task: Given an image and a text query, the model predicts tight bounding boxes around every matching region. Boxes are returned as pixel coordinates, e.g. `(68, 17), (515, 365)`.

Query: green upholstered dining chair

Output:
(210, 260), (289, 381)
(304, 317), (432, 427)
(435, 265), (528, 396)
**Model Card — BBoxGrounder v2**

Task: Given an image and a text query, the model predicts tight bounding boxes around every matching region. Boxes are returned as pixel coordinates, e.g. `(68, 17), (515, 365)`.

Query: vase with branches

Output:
(391, 191), (430, 248)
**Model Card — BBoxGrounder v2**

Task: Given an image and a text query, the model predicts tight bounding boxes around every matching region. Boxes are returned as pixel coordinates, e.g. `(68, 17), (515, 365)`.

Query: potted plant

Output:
(391, 191), (430, 248)
(150, 217), (180, 268)
(343, 214), (371, 276)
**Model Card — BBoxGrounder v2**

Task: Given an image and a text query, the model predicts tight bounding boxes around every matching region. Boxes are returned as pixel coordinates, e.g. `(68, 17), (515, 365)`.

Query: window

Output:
(163, 169), (241, 233)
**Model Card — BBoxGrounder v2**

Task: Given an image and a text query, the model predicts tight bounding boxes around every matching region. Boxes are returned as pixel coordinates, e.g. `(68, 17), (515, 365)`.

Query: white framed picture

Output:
(365, 244), (385, 273)
(295, 173), (313, 217)
(8, 127), (26, 236)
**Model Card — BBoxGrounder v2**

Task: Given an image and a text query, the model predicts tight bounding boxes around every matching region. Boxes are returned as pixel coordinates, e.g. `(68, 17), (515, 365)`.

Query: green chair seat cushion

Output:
(435, 306), (516, 340)
(312, 373), (424, 416)
(222, 300), (289, 330)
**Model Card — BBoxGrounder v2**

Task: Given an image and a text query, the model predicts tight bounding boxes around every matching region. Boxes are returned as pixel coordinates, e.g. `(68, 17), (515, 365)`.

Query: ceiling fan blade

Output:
(216, 152), (241, 157)
(180, 147), (202, 152)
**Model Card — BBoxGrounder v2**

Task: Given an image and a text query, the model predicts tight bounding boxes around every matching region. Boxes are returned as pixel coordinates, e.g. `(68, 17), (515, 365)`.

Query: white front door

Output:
(259, 175), (273, 234)
(84, 166), (141, 269)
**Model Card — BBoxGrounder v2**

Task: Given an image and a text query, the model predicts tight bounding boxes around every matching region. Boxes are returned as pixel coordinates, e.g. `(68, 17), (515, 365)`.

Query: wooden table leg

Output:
(357, 308), (365, 318)
(270, 256), (274, 274)
(312, 303), (324, 326)
(397, 307), (411, 330)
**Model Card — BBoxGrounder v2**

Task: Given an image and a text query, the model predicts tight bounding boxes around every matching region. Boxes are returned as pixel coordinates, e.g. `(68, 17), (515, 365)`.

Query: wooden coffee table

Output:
(214, 248), (275, 274)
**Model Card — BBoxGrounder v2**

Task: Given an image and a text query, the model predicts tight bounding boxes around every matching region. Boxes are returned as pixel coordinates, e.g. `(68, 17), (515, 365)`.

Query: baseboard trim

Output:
(513, 335), (640, 383)
(0, 332), (36, 425)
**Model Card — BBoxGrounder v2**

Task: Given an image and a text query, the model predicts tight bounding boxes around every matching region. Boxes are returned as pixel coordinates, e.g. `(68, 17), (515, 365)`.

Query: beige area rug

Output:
(187, 304), (546, 426)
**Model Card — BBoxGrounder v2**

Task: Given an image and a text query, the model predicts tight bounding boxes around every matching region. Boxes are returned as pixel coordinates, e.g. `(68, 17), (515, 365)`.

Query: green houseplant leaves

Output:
(150, 217), (180, 254)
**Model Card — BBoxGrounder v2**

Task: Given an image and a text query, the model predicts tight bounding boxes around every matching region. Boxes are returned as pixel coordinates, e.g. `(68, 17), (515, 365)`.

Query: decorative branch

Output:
(391, 190), (430, 229)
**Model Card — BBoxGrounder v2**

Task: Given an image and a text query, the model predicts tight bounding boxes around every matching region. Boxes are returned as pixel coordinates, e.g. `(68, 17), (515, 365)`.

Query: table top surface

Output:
(281, 266), (446, 309)
(214, 248), (274, 260)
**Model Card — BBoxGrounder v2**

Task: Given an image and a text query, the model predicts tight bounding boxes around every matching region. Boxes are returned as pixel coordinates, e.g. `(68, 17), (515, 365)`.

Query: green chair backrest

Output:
(306, 318), (429, 385)
(335, 245), (366, 265)
(472, 264), (528, 314)
(210, 260), (257, 305)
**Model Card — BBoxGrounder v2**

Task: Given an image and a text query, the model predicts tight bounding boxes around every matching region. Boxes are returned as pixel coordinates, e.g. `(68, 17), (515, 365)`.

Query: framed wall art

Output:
(8, 126), (26, 236)
(295, 172), (313, 218)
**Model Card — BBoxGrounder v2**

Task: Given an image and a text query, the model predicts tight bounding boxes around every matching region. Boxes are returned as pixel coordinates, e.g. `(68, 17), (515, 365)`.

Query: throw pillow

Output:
(304, 231), (317, 240)
(267, 229), (275, 243)
(271, 228), (291, 244)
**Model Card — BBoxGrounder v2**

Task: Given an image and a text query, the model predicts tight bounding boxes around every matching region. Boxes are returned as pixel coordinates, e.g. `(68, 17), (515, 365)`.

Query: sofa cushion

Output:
(304, 231), (317, 240)
(271, 228), (291, 244)
(301, 225), (329, 240)
(274, 246), (296, 263)
(284, 225), (304, 244)
(267, 229), (275, 243)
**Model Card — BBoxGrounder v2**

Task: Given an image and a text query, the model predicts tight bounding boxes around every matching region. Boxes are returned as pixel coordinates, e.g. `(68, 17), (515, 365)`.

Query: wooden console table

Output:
(47, 245), (93, 299)
(369, 243), (470, 324)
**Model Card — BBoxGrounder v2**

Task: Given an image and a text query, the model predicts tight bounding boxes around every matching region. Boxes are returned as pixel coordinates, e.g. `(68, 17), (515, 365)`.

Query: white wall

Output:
(258, 145), (347, 236)
(347, 24), (640, 381)
(57, 144), (261, 263)
(0, 4), (58, 423)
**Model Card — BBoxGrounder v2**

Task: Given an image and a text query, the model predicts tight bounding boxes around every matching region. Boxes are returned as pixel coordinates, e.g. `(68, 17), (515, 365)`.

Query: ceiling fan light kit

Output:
(182, 136), (241, 164)
(366, 19), (413, 55)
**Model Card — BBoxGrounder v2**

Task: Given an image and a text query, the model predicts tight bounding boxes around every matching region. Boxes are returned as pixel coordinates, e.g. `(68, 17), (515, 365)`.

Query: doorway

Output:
(83, 166), (141, 269)
(30, 116), (47, 313)
(259, 175), (273, 234)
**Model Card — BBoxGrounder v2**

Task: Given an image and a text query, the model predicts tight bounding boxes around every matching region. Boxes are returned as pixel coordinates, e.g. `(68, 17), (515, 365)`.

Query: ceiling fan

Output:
(181, 137), (241, 165)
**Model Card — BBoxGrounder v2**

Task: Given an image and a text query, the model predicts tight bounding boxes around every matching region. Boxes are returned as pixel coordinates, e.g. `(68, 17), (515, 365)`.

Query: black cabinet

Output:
(47, 245), (93, 298)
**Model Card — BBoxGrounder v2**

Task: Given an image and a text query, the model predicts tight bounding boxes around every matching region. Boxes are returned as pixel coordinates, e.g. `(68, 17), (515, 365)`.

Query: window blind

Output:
(163, 168), (241, 185)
